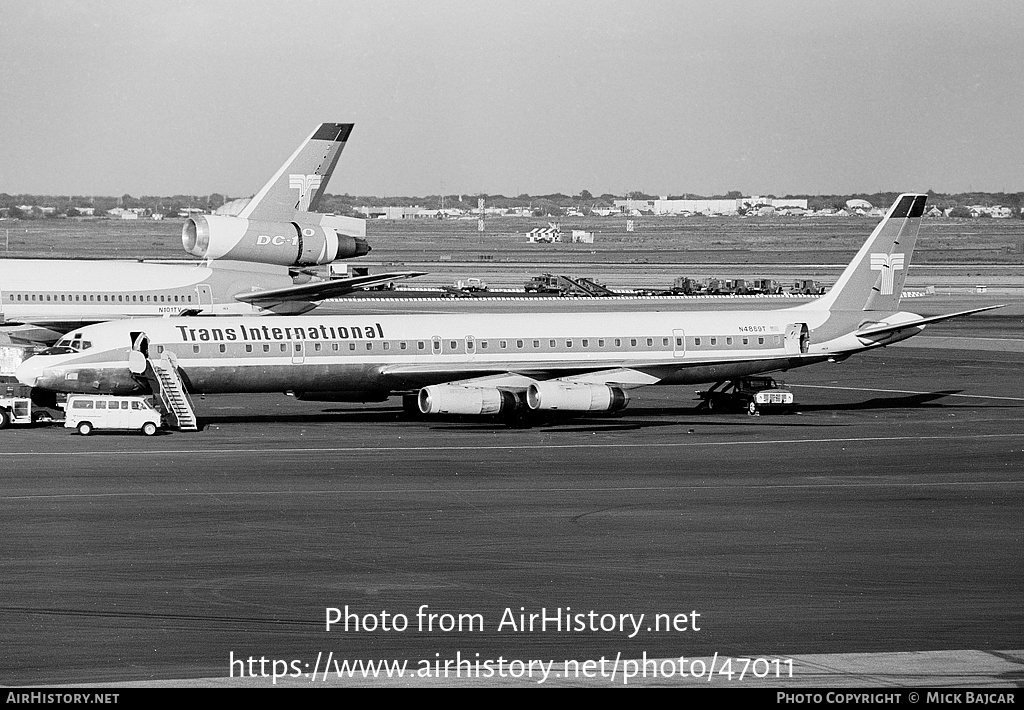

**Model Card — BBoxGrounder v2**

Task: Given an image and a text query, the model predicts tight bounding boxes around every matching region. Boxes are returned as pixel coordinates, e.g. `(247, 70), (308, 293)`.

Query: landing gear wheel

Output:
(77, 421), (93, 436)
(142, 422), (158, 436)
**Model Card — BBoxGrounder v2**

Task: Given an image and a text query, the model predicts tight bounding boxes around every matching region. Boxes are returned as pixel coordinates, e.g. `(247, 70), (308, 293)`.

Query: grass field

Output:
(2, 215), (1023, 264)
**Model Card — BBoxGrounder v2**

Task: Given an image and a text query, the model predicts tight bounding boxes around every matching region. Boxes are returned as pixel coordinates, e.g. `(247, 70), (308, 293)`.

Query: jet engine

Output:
(183, 214), (369, 266)
(417, 385), (519, 416)
(526, 381), (629, 412)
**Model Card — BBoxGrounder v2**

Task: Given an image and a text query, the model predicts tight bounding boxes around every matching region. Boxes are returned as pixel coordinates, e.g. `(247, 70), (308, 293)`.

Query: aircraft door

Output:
(128, 331), (150, 374)
(291, 341), (305, 364)
(785, 323), (809, 354)
(672, 329), (686, 357)
(195, 284), (213, 312)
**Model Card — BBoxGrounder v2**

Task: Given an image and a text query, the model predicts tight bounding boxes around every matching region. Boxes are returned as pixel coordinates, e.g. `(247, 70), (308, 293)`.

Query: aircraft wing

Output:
(854, 304), (1005, 339)
(233, 271), (427, 304)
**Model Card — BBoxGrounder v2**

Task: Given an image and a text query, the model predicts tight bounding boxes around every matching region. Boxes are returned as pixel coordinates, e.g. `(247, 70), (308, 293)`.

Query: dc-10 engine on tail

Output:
(182, 213), (369, 267)
(182, 122), (369, 266)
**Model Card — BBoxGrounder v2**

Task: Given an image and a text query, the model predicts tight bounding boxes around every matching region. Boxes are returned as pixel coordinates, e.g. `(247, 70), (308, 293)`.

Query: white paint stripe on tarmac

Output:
(5, 477), (1023, 502)
(7, 430), (1024, 459)
(791, 383), (1024, 402)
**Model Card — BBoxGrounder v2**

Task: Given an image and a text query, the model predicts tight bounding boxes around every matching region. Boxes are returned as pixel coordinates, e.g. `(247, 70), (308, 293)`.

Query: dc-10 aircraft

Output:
(16, 194), (1002, 419)
(0, 123), (421, 344)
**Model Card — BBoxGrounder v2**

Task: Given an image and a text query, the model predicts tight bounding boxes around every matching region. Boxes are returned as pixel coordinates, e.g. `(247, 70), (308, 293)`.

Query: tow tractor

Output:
(0, 395), (53, 428)
(695, 377), (795, 415)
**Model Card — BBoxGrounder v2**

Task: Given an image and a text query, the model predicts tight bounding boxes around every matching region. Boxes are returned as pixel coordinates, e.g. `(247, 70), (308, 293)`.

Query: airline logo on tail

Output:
(289, 174), (323, 212)
(870, 253), (906, 295)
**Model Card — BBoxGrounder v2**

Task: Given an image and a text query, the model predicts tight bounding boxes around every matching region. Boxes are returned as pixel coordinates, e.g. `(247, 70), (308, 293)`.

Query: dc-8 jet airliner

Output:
(16, 194), (1001, 419)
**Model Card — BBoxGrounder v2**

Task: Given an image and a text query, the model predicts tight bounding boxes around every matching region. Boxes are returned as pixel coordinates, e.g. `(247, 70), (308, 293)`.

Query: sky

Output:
(1, 0), (1022, 198)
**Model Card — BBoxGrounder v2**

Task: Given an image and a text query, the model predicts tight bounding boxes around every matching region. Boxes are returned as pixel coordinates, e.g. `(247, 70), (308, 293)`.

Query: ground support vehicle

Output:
(523, 274), (615, 296)
(0, 396), (36, 428)
(454, 278), (489, 293)
(790, 279), (828, 295)
(695, 377), (795, 415)
(63, 395), (164, 436)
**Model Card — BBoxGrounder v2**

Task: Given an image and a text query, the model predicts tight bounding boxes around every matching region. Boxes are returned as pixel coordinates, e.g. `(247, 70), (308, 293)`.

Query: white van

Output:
(64, 395), (163, 436)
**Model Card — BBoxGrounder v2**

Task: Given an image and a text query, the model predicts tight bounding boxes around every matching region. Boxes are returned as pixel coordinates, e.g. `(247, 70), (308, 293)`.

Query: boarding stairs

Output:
(151, 354), (198, 431)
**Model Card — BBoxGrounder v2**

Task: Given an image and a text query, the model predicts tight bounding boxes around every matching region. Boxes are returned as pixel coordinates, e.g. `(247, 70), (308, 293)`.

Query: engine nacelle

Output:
(418, 385), (518, 416)
(526, 381), (629, 412)
(182, 214), (369, 266)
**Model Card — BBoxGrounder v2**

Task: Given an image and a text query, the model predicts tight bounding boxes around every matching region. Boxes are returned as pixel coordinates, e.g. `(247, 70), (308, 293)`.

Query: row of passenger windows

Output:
(157, 334), (781, 356)
(8, 293), (195, 303)
(693, 335), (779, 346)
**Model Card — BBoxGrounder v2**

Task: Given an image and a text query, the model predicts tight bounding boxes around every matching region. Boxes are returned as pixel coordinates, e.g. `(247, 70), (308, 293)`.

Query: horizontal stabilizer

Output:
(854, 305), (1005, 338)
(234, 271), (426, 304)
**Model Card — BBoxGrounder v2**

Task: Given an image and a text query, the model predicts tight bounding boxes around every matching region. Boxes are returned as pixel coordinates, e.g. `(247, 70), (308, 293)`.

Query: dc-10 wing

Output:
(233, 271), (427, 305)
(854, 304), (1005, 339)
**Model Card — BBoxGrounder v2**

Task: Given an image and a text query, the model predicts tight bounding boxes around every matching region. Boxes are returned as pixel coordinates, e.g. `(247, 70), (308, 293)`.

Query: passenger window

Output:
(263, 344), (270, 352)
(219, 344), (226, 353)
(695, 338), (702, 346)
(315, 343), (322, 352)
(549, 340), (556, 348)
(400, 342), (407, 350)
(758, 337), (765, 345)
(350, 343), (356, 351)
(710, 338), (717, 346)
(614, 339), (621, 347)
(647, 338), (653, 346)
(245, 344), (253, 353)
(193, 345), (200, 354)
(516, 340), (523, 348)
(630, 339), (637, 347)
(366, 343), (372, 350)
(566, 340), (573, 348)
(450, 340), (457, 349)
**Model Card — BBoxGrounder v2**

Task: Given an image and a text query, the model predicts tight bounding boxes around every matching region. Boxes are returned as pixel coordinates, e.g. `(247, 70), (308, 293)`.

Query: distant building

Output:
(616, 196), (808, 216)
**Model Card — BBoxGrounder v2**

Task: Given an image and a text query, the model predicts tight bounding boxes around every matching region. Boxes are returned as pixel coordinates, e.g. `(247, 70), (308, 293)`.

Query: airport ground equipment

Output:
(454, 278), (489, 293)
(150, 356), (198, 431)
(695, 377), (795, 415)
(790, 279), (828, 295)
(0, 395), (35, 428)
(523, 274), (615, 296)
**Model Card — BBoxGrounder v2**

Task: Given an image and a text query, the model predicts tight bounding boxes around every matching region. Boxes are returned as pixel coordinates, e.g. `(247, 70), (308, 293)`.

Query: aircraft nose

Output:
(15, 357), (48, 388)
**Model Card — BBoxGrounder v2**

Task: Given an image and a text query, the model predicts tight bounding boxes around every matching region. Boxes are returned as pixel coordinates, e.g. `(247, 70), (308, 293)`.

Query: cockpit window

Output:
(49, 337), (92, 353)
(40, 346), (78, 356)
